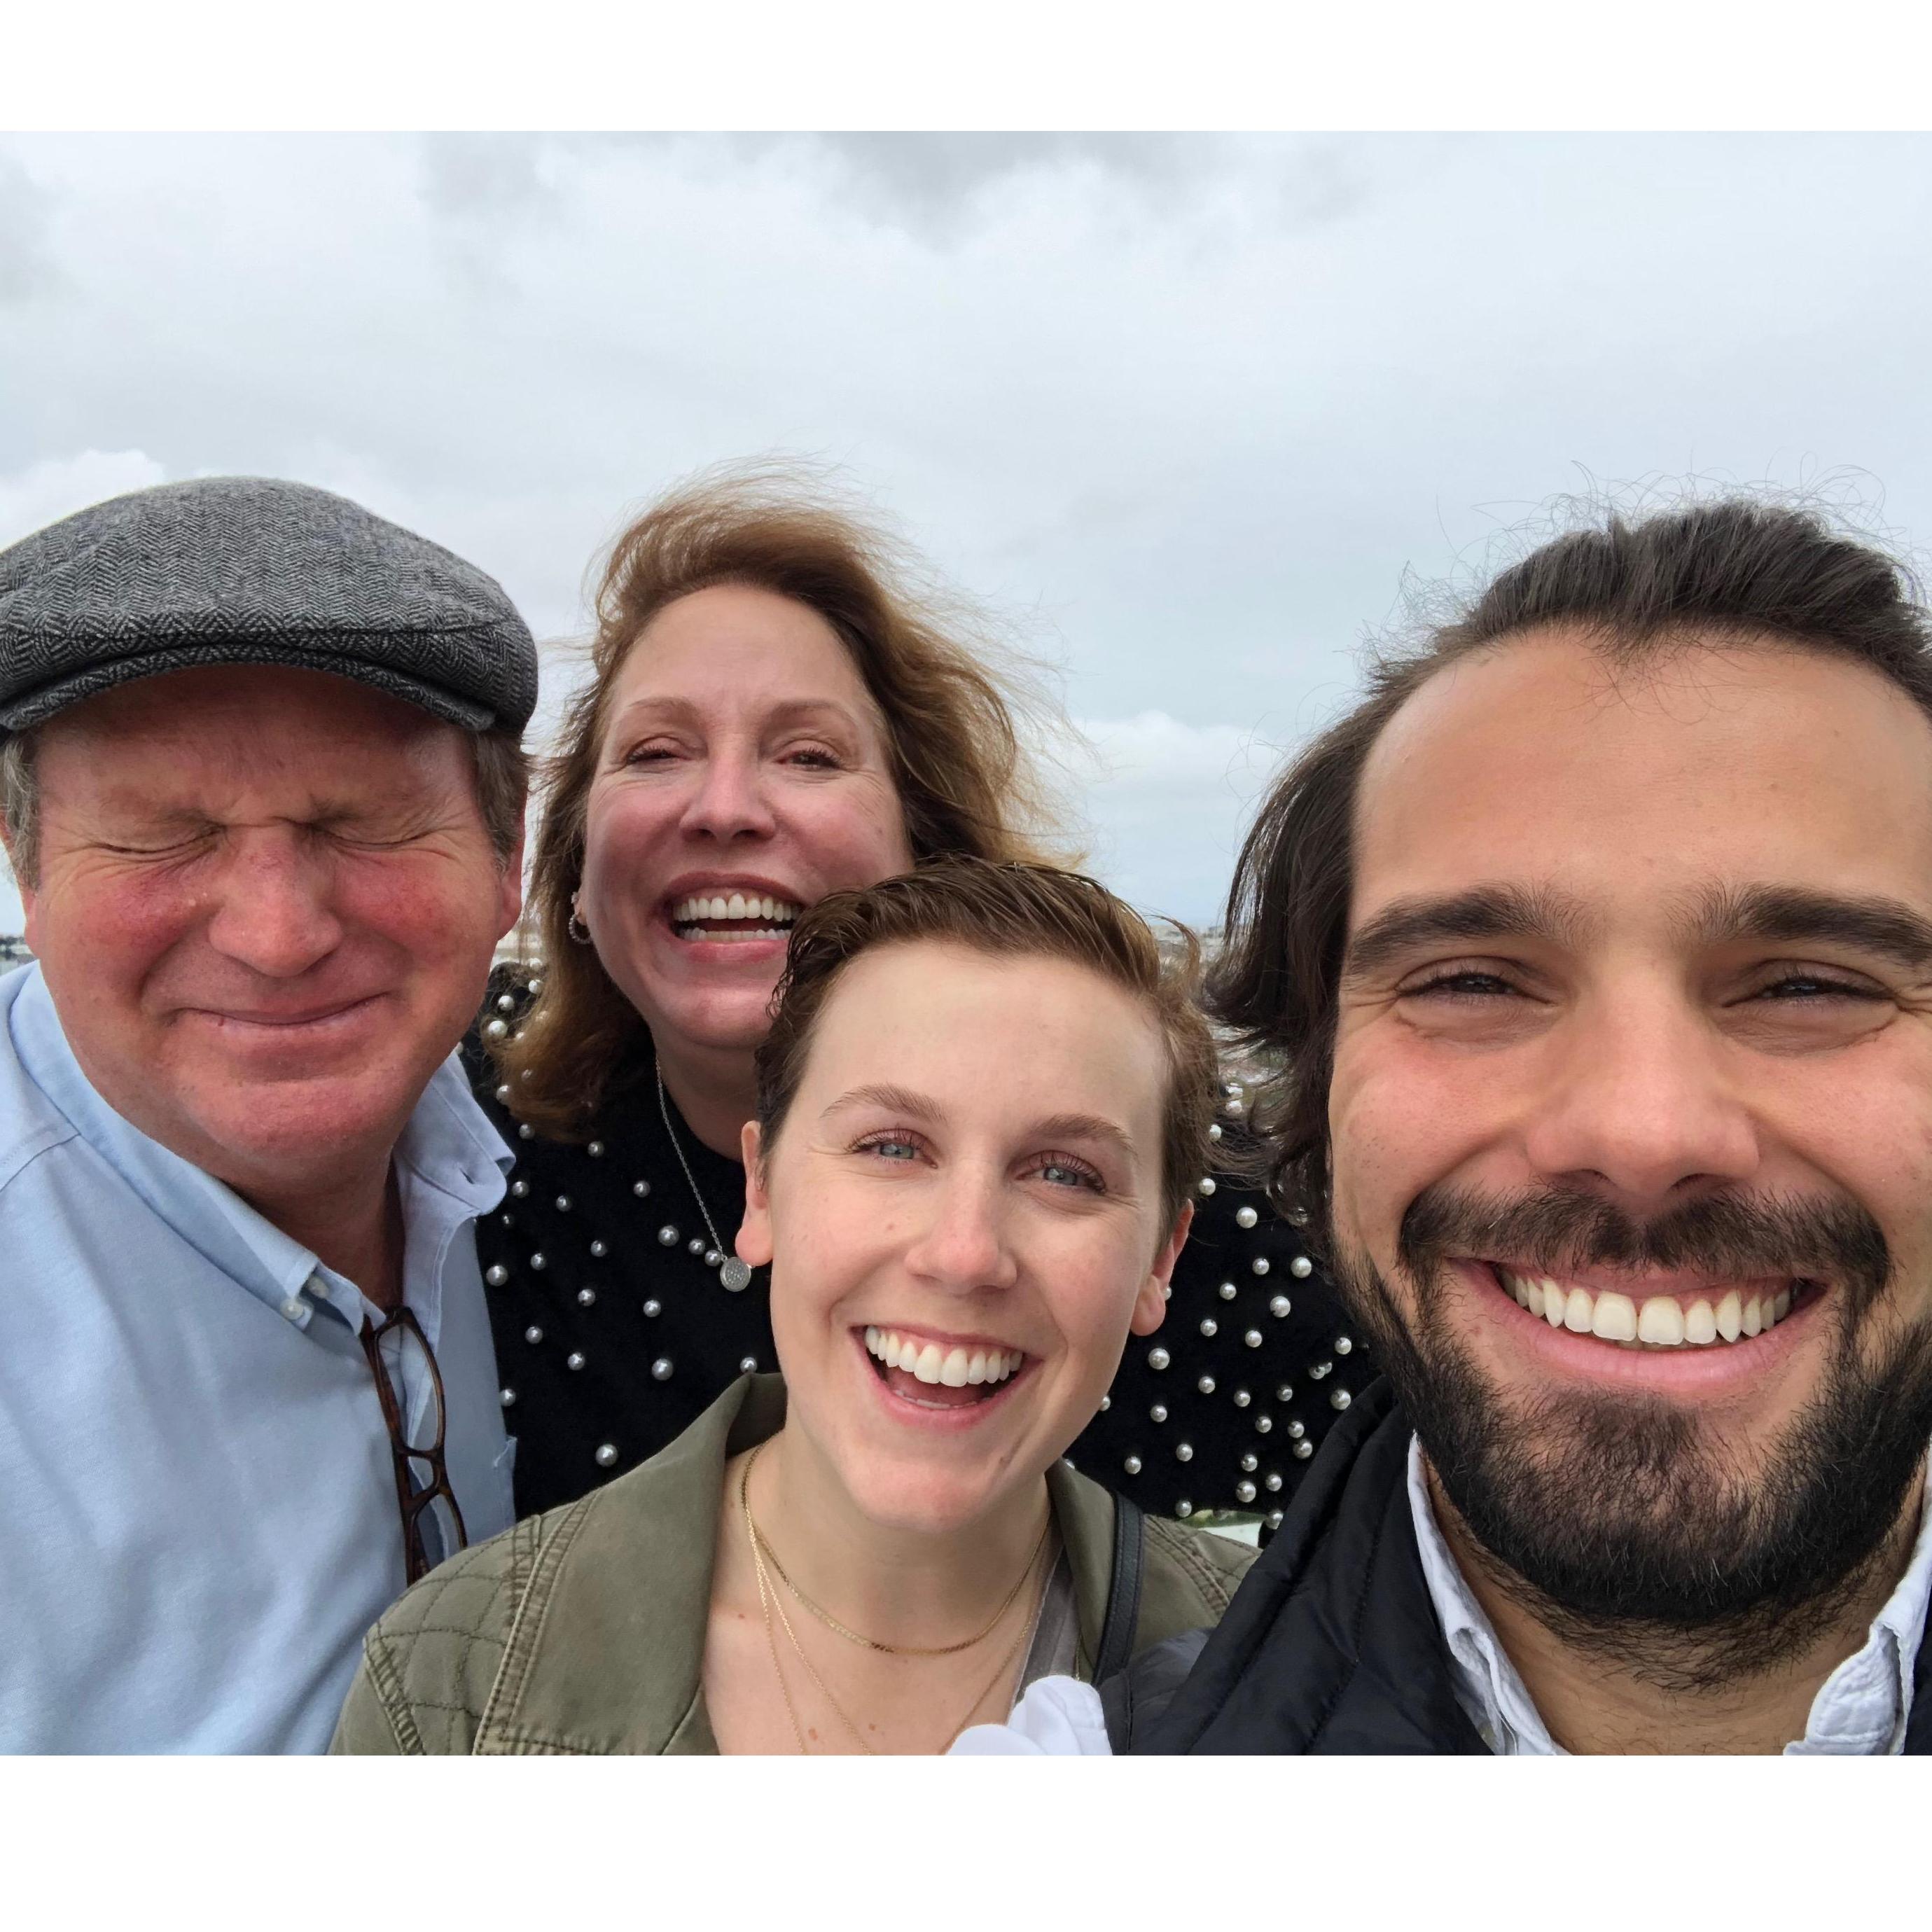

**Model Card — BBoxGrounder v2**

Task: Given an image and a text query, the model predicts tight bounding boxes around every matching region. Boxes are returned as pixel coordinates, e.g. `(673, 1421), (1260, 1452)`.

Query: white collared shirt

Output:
(1407, 1433), (1932, 1755)
(0, 962), (518, 1753)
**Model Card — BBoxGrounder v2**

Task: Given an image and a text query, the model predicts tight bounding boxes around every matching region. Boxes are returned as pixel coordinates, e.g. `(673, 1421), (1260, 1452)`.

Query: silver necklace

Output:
(655, 1058), (754, 1293)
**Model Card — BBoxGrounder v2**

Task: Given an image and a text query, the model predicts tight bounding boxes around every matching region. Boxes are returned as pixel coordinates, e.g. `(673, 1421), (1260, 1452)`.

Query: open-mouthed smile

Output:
(859, 1323), (1035, 1415)
(667, 889), (800, 944)
(1489, 1261), (1817, 1350)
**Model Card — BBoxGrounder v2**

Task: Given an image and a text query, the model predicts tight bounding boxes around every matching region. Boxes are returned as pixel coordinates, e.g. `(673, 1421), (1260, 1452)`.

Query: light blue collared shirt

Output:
(0, 962), (516, 1753)
(1407, 1433), (1932, 1754)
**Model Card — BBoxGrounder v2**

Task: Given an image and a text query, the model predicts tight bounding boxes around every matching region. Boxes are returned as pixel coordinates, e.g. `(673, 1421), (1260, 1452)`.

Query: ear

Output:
(735, 1119), (774, 1265)
(5, 842), (37, 950)
(495, 814), (527, 941)
(1129, 1200), (1194, 1337)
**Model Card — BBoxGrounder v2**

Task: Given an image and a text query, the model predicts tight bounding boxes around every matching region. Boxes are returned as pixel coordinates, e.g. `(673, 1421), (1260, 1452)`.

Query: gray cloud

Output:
(5, 130), (1932, 940)
(0, 151), (59, 303)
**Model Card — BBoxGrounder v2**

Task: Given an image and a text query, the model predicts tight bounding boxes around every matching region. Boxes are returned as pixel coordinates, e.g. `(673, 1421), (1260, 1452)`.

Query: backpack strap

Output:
(1093, 1493), (1145, 1686)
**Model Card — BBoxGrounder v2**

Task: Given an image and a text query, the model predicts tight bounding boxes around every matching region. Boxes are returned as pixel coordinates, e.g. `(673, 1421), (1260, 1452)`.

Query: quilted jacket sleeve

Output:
(328, 1518), (538, 1756)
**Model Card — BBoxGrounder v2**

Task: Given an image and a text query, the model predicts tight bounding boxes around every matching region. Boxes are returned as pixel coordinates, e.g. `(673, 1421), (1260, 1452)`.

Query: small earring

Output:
(567, 894), (591, 945)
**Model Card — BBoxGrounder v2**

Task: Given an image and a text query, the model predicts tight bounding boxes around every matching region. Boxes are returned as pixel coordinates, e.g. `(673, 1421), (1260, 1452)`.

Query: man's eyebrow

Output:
(1342, 885), (1591, 981)
(1690, 885), (1932, 974)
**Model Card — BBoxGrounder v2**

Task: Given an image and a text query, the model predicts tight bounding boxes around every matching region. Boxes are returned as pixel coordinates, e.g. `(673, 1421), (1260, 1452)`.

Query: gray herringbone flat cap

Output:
(0, 475), (538, 735)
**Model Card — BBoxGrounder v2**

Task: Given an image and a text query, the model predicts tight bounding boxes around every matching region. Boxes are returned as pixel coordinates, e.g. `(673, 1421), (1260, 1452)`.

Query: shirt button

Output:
(281, 1297), (307, 1323)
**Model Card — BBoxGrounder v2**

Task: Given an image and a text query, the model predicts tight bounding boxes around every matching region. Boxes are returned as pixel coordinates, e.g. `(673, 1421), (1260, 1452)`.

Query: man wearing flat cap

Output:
(0, 477), (536, 1751)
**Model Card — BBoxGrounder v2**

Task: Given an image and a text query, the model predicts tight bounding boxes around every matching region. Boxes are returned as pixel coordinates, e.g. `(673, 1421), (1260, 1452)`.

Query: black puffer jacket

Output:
(1134, 1379), (1932, 1754)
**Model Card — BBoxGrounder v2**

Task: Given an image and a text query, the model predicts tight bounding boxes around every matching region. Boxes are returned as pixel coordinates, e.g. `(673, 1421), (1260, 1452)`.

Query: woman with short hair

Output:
(339, 861), (1255, 1753)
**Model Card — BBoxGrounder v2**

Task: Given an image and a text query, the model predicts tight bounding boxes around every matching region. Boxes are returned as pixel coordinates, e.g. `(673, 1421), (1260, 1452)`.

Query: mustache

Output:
(1396, 1182), (1893, 1305)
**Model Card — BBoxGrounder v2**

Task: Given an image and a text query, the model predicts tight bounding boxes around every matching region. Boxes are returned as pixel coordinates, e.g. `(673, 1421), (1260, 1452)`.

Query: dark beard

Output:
(1333, 1183), (1932, 1693)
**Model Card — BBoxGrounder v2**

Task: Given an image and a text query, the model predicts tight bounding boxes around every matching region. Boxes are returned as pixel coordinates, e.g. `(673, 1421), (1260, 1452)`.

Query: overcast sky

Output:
(6, 131), (1932, 933)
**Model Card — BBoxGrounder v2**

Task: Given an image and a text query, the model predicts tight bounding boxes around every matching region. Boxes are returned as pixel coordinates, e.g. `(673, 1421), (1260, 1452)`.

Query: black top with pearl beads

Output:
(468, 973), (1370, 1532)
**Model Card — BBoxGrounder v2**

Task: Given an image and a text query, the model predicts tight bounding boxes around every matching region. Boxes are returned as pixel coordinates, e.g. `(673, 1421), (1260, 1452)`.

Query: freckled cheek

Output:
(43, 881), (202, 999)
(334, 861), (496, 959)
(1031, 1232), (1142, 1356)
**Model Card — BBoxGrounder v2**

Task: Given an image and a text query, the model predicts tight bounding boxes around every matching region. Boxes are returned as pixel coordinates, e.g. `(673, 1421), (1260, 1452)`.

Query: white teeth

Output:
(1636, 1297), (1686, 1346)
(1500, 1269), (1801, 1350)
(1590, 1291), (1637, 1342)
(675, 893), (802, 926)
(866, 1327), (1020, 1389)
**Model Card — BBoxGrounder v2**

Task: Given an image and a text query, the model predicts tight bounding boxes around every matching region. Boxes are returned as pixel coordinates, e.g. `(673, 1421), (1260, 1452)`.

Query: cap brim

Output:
(0, 642), (496, 735)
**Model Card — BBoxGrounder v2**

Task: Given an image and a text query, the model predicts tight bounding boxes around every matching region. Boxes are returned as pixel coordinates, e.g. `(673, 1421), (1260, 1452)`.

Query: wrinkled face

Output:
(578, 584), (915, 1059)
(1330, 632), (1932, 1639)
(17, 666), (521, 1201)
(737, 940), (1189, 1534)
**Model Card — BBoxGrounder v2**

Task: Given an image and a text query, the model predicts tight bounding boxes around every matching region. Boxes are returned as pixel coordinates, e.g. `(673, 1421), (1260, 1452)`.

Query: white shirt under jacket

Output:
(950, 1436), (1932, 1756)
(1406, 1435), (1932, 1756)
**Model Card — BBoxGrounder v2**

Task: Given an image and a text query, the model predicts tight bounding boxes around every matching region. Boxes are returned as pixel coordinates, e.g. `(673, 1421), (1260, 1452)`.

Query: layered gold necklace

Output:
(737, 1443), (1054, 1754)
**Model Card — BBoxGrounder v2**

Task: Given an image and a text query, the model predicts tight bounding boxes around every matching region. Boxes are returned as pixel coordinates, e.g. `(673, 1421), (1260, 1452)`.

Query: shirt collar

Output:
(11, 963), (510, 1328)
(1407, 1431), (1932, 1755)
(1405, 1435), (1563, 1753)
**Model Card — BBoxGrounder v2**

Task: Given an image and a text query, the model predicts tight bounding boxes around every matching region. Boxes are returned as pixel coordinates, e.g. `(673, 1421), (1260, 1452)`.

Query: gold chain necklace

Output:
(738, 1447), (1050, 1754)
(744, 1443), (1051, 1655)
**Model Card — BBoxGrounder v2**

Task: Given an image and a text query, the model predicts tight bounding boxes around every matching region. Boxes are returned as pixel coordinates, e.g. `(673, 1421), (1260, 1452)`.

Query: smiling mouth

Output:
(669, 893), (800, 944)
(1489, 1262), (1817, 1349)
(862, 1325), (1031, 1410)
(195, 996), (380, 1030)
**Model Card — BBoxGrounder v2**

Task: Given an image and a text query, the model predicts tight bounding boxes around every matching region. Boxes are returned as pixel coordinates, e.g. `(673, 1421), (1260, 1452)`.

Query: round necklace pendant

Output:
(720, 1255), (753, 1293)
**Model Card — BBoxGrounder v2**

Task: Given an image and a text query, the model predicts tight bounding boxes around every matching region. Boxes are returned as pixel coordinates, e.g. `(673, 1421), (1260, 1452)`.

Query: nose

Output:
(201, 828), (345, 978)
(1522, 981), (1761, 1209)
(901, 1166), (1022, 1297)
(678, 742), (777, 845)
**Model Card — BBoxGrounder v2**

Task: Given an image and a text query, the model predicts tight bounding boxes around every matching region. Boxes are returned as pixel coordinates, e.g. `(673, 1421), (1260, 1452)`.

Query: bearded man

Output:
(0, 478), (535, 1751)
(1125, 497), (1932, 1755)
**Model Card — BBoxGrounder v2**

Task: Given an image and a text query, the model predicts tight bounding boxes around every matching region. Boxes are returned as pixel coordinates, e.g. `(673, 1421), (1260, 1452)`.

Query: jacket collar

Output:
(474, 1375), (1123, 1753)
(478, 1374), (785, 1754)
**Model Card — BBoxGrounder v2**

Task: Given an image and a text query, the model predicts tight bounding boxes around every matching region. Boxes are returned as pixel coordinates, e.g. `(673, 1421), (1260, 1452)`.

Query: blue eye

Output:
(863, 1136), (922, 1162)
(1034, 1158), (1103, 1193)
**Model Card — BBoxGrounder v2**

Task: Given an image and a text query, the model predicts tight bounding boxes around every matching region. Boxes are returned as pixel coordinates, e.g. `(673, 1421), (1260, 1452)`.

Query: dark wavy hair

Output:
(1208, 494), (1932, 1256)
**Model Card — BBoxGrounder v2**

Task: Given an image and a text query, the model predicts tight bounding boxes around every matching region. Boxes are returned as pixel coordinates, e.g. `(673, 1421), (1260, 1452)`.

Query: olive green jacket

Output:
(332, 1374), (1255, 1755)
